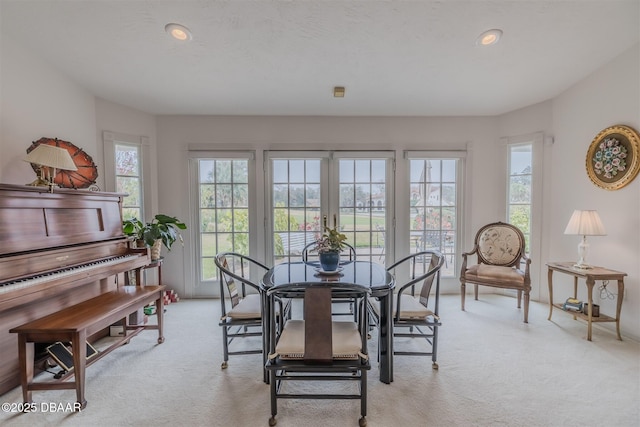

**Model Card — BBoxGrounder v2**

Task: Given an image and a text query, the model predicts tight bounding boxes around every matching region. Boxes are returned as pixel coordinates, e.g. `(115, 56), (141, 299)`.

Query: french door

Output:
(265, 151), (394, 266)
(189, 152), (255, 297)
(189, 149), (463, 297)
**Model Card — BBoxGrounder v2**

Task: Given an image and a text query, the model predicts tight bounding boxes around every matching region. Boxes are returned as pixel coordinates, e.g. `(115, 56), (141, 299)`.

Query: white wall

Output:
(0, 37), (97, 185)
(155, 115), (501, 297)
(547, 44), (640, 339)
(94, 97), (158, 212)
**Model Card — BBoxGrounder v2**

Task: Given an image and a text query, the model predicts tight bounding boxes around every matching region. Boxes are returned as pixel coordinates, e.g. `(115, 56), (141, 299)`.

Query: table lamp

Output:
(24, 144), (78, 192)
(563, 210), (606, 269)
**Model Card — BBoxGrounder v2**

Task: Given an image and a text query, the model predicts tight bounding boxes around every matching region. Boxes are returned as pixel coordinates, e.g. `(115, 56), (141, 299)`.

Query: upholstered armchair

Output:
(460, 222), (531, 323)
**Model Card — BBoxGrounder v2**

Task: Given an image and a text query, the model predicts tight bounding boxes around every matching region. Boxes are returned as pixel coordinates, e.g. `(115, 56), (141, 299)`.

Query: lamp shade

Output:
(563, 210), (606, 236)
(23, 144), (77, 171)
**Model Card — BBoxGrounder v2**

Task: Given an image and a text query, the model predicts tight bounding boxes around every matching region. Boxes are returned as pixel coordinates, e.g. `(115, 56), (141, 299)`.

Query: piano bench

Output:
(9, 285), (165, 410)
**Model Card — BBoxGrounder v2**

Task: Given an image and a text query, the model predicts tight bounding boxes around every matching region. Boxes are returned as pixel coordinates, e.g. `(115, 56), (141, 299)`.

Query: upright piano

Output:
(0, 184), (150, 396)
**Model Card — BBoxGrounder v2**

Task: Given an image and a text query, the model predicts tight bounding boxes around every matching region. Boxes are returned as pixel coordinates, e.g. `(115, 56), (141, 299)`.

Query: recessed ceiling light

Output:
(333, 87), (345, 98)
(165, 23), (192, 41)
(476, 29), (502, 46)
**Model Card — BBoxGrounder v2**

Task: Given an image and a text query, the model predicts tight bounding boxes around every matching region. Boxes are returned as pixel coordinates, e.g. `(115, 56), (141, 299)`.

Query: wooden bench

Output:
(9, 285), (165, 409)
(278, 231), (316, 255)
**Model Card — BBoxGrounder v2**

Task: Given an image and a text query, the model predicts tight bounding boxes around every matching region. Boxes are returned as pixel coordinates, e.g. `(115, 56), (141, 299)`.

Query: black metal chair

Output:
(215, 252), (290, 380)
(265, 282), (371, 427)
(301, 241), (357, 266)
(369, 250), (444, 369)
(302, 241), (358, 319)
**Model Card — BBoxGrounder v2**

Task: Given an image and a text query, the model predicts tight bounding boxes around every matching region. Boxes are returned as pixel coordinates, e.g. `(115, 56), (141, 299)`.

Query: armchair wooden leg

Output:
(523, 292), (530, 323)
(460, 283), (466, 311)
(474, 284), (479, 301)
(517, 290), (522, 308)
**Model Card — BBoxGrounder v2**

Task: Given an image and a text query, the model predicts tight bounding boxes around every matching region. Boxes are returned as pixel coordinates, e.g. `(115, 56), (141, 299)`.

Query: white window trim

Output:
(187, 150), (256, 297)
(103, 131), (152, 221)
(502, 132), (545, 300)
(330, 151), (396, 264)
(264, 151), (330, 263)
(403, 150), (466, 278)
(263, 150), (395, 264)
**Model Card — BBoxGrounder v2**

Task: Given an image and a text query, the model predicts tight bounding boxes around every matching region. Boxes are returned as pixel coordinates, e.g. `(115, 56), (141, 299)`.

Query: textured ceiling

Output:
(1, 0), (638, 116)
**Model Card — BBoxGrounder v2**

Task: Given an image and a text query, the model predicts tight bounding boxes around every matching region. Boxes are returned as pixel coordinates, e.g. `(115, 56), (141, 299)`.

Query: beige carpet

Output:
(1, 294), (638, 427)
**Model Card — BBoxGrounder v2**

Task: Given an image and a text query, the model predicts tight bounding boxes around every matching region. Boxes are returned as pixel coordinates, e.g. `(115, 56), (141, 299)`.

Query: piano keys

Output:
(0, 254), (140, 291)
(0, 184), (150, 396)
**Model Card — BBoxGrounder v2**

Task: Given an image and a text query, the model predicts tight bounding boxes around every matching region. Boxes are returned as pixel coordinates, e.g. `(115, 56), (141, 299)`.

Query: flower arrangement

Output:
(313, 225), (347, 253)
(593, 137), (627, 179)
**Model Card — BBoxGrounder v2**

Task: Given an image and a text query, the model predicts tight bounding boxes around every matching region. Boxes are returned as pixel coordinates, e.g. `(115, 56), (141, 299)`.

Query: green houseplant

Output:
(313, 224), (347, 272)
(313, 225), (347, 254)
(123, 214), (187, 259)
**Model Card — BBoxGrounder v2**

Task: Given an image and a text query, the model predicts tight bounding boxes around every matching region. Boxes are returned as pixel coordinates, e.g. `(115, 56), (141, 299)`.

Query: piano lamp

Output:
(24, 144), (78, 193)
(563, 210), (606, 269)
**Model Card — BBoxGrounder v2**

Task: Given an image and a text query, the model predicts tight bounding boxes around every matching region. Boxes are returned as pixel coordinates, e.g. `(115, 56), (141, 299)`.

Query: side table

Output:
(142, 257), (164, 287)
(547, 262), (626, 341)
(126, 257), (164, 324)
(125, 257), (163, 286)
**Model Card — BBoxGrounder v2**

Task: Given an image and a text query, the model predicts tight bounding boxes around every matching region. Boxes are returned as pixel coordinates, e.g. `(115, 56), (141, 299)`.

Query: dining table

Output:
(261, 260), (395, 384)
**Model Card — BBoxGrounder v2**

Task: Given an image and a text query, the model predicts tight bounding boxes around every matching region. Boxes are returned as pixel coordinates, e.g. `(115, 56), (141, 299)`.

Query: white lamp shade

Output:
(24, 144), (78, 171)
(564, 210), (606, 236)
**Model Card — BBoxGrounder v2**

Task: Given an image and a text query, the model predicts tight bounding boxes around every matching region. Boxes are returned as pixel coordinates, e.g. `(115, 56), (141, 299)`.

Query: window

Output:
(507, 143), (532, 254)
(115, 144), (142, 220)
(102, 131), (150, 221)
(271, 158), (323, 264)
(188, 149), (467, 295)
(266, 152), (392, 266)
(337, 157), (389, 264)
(188, 151), (255, 296)
(197, 158), (250, 282)
(407, 153), (464, 277)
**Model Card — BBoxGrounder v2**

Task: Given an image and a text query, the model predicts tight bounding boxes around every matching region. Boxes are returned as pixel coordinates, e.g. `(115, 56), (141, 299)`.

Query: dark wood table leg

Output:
(378, 291), (393, 384)
(262, 291), (270, 384)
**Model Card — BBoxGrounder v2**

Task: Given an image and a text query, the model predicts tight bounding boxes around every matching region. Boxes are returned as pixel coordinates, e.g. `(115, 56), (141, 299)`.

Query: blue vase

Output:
(319, 251), (340, 272)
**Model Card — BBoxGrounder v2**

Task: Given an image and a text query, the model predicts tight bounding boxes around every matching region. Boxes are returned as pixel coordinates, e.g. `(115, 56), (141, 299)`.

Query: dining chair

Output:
(214, 252), (290, 376)
(302, 241), (358, 319)
(460, 221), (531, 322)
(301, 241), (357, 266)
(265, 282), (371, 427)
(369, 250), (444, 369)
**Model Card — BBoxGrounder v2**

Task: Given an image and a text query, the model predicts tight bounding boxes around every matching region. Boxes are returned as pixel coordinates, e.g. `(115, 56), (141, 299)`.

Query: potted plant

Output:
(123, 214), (187, 260)
(313, 224), (348, 272)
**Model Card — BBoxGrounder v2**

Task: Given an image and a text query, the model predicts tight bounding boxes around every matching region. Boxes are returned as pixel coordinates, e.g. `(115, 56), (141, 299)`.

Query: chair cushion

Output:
(275, 320), (362, 360)
(227, 293), (262, 319)
(369, 295), (434, 319)
(396, 294), (435, 318)
(465, 264), (524, 284)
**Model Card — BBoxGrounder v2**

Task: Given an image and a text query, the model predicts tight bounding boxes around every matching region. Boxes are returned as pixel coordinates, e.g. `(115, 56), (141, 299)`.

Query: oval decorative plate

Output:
(586, 125), (640, 190)
(26, 137), (98, 189)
